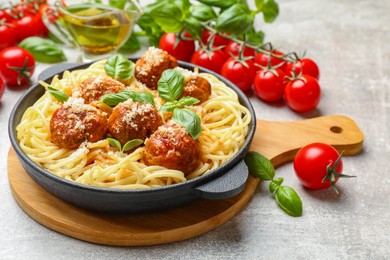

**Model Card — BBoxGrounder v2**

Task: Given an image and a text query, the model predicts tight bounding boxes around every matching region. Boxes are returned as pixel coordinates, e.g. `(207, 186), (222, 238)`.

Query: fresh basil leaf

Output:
(19, 37), (67, 63)
(269, 177), (283, 193)
(246, 28), (265, 45)
(129, 91), (155, 105)
(197, 0), (238, 8)
(263, 0), (279, 23)
(190, 4), (217, 22)
(275, 186), (303, 217)
(136, 13), (165, 47)
(173, 0), (191, 15)
(122, 139), (143, 152)
(172, 108), (202, 139)
(158, 69), (184, 101)
(47, 87), (68, 102)
(244, 151), (275, 180)
(150, 2), (183, 33)
(255, 0), (264, 10)
(177, 96), (200, 107)
(107, 138), (122, 151)
(100, 90), (155, 107)
(104, 54), (134, 81)
(100, 91), (131, 106)
(119, 33), (141, 52)
(216, 4), (254, 34)
(160, 96), (199, 112)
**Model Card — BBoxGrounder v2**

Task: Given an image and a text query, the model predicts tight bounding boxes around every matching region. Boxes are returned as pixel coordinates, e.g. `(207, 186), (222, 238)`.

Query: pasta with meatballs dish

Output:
(16, 47), (251, 189)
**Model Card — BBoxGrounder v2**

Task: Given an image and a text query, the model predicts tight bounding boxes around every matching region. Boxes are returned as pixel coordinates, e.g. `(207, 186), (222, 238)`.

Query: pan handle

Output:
(194, 160), (249, 200)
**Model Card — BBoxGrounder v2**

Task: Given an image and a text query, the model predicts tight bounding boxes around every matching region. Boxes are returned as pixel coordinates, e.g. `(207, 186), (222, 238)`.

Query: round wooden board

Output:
(7, 115), (364, 246)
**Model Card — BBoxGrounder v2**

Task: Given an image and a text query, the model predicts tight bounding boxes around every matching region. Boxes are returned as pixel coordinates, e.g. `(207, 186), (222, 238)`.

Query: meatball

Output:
(79, 76), (125, 103)
(134, 47), (178, 90)
(182, 76), (211, 103)
(107, 99), (162, 146)
(143, 122), (201, 176)
(50, 98), (108, 149)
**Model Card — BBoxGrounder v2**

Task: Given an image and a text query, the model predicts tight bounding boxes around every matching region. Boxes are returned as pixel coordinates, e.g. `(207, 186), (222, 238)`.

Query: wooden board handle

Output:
(252, 114), (364, 167)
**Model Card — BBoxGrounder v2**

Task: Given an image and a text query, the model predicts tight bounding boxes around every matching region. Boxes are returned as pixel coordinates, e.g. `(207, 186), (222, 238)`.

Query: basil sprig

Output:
(216, 4), (254, 34)
(244, 151), (303, 217)
(104, 54), (135, 81)
(157, 69), (184, 101)
(47, 87), (68, 102)
(19, 37), (67, 63)
(122, 0), (279, 51)
(107, 138), (143, 152)
(160, 96), (199, 112)
(172, 108), (202, 140)
(100, 90), (155, 106)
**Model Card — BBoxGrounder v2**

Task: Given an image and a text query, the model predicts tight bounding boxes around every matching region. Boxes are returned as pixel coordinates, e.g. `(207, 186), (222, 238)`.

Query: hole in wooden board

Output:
(330, 126), (343, 134)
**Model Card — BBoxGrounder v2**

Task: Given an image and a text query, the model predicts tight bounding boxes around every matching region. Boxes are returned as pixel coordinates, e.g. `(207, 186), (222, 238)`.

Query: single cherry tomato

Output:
(0, 77), (4, 101)
(159, 32), (195, 62)
(0, 23), (17, 50)
(294, 143), (344, 191)
(200, 30), (230, 48)
(254, 68), (286, 102)
(190, 49), (228, 74)
(0, 47), (35, 86)
(12, 14), (42, 42)
(285, 58), (320, 80)
(224, 41), (256, 59)
(221, 57), (257, 92)
(254, 50), (286, 71)
(284, 74), (321, 112)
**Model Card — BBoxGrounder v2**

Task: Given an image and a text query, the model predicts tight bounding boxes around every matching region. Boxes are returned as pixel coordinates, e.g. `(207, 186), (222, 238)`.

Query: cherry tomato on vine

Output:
(224, 41), (256, 59)
(254, 68), (286, 102)
(159, 32), (195, 62)
(284, 74), (321, 112)
(0, 78), (4, 101)
(294, 143), (345, 191)
(221, 57), (256, 92)
(190, 49), (228, 74)
(200, 30), (230, 48)
(0, 47), (35, 86)
(255, 50), (286, 71)
(0, 23), (17, 50)
(12, 14), (42, 42)
(285, 58), (320, 80)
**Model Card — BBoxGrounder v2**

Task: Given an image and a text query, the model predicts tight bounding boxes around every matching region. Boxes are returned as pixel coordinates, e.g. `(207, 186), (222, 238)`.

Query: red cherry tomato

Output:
(200, 30), (230, 48)
(254, 68), (286, 102)
(254, 50), (286, 71)
(294, 143), (343, 190)
(190, 49), (228, 74)
(0, 23), (17, 50)
(285, 58), (320, 80)
(0, 77), (4, 101)
(159, 32), (195, 62)
(0, 47), (35, 86)
(284, 74), (321, 112)
(0, 10), (14, 23)
(221, 57), (256, 92)
(12, 14), (42, 42)
(224, 41), (256, 59)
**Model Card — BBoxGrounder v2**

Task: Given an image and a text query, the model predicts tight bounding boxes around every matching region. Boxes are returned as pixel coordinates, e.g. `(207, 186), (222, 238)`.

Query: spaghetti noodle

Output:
(16, 58), (251, 189)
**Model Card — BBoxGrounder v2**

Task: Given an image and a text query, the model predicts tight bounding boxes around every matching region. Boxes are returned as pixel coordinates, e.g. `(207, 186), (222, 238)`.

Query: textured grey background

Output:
(1, 0), (389, 259)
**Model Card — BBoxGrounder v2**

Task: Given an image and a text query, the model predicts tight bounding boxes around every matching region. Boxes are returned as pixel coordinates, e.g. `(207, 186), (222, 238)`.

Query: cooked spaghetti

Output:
(16, 54), (251, 189)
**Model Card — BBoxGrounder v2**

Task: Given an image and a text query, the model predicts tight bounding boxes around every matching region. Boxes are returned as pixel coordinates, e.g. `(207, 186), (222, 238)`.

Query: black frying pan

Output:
(8, 59), (256, 213)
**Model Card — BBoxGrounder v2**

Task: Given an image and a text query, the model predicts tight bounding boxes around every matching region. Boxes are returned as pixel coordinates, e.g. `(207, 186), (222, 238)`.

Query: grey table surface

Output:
(1, 0), (389, 259)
